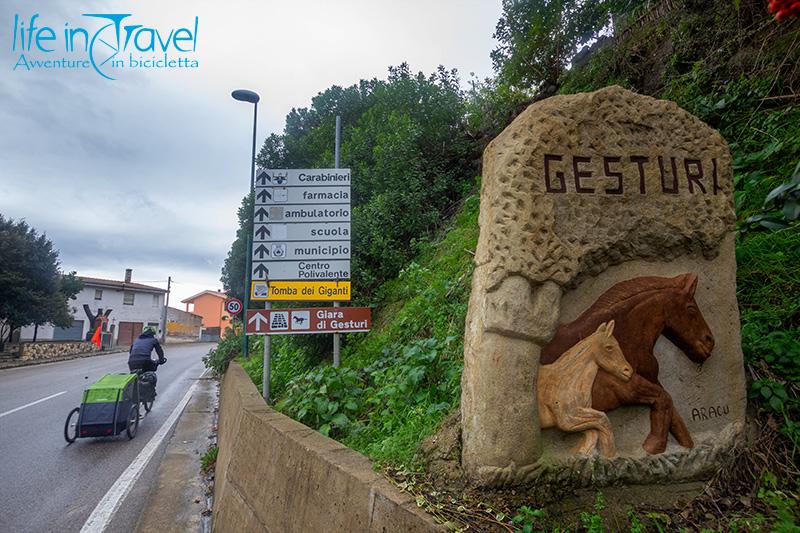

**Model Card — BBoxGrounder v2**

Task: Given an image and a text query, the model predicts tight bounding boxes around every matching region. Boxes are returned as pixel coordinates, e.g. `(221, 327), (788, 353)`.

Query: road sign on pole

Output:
(225, 297), (243, 315)
(251, 280), (351, 301)
(250, 168), (351, 287)
(245, 307), (371, 335)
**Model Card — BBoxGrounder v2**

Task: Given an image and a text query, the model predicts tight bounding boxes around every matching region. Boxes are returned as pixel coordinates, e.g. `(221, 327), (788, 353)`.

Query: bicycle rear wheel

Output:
(126, 405), (139, 439)
(64, 407), (80, 444)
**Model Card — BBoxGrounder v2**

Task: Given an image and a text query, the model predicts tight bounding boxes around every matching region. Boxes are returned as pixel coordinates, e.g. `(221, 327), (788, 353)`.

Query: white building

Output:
(19, 269), (167, 346)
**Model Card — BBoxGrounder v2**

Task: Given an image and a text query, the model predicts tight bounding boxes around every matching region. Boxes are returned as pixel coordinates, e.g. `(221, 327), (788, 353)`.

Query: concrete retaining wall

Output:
(213, 363), (442, 533)
(19, 341), (96, 361)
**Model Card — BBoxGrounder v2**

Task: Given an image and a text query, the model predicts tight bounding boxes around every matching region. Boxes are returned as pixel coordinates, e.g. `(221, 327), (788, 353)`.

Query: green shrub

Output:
(277, 365), (364, 438)
(202, 330), (245, 375)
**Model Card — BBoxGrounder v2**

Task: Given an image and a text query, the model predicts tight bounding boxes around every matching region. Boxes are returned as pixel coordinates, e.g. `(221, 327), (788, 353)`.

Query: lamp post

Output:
(231, 89), (260, 358)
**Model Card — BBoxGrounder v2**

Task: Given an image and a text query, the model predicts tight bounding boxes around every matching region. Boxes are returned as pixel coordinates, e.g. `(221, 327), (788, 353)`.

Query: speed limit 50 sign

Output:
(225, 297), (243, 315)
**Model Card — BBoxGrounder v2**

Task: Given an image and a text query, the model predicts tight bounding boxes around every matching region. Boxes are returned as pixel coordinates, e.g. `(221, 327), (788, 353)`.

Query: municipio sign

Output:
(245, 307), (371, 335)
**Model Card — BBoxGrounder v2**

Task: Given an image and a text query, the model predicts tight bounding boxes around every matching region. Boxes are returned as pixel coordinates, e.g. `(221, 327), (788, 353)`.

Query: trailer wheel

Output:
(126, 405), (139, 439)
(64, 407), (80, 444)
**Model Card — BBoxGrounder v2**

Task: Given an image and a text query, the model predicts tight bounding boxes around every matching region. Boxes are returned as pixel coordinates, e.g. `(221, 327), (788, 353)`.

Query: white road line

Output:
(80, 370), (208, 533)
(0, 391), (67, 419)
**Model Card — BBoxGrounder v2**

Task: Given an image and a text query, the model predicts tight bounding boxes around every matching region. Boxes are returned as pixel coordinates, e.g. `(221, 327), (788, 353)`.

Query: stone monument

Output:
(460, 85), (746, 488)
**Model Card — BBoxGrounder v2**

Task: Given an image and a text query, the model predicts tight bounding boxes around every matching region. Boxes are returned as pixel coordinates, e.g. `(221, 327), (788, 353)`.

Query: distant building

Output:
(18, 269), (167, 346)
(166, 307), (203, 340)
(181, 290), (230, 341)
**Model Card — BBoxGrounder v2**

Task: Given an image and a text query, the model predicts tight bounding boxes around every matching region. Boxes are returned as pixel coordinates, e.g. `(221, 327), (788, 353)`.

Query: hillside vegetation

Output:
(206, 0), (799, 530)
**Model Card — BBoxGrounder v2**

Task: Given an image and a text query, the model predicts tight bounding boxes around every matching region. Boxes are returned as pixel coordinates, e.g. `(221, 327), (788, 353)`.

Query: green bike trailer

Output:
(78, 374), (139, 438)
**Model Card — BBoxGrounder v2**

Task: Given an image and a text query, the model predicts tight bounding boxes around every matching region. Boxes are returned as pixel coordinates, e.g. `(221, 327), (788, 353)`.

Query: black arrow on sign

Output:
(256, 189), (272, 202)
(255, 225), (270, 239)
(256, 170), (271, 185)
(253, 264), (269, 278)
(254, 207), (269, 221)
(254, 244), (269, 258)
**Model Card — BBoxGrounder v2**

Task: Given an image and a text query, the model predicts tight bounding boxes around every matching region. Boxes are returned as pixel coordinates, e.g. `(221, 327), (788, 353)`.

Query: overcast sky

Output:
(0, 0), (501, 304)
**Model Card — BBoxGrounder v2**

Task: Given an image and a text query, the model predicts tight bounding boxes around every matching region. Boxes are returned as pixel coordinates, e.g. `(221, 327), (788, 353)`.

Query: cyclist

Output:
(128, 326), (166, 372)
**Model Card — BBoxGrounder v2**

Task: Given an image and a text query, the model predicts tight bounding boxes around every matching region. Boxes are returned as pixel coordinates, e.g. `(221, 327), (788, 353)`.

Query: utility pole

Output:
(231, 89), (260, 359)
(161, 276), (171, 343)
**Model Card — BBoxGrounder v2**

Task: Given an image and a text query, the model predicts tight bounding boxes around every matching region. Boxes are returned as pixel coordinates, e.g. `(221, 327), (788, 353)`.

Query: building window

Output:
(123, 292), (135, 305)
(94, 289), (103, 300)
(152, 294), (160, 307)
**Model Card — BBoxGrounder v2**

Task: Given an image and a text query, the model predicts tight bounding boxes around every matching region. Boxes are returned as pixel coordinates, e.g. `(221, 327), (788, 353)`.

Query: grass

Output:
(201, 446), (218, 472)
(236, 190), (480, 467)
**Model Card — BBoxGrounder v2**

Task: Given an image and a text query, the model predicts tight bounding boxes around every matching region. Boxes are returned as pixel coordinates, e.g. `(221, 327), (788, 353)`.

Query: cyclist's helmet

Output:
(142, 326), (157, 335)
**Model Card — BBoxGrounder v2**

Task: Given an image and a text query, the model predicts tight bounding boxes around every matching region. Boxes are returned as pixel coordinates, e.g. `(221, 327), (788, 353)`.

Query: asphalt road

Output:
(0, 343), (215, 533)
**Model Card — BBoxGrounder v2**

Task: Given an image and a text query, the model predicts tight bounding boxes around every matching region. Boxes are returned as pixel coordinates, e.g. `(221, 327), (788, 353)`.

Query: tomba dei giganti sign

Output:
(458, 86), (746, 490)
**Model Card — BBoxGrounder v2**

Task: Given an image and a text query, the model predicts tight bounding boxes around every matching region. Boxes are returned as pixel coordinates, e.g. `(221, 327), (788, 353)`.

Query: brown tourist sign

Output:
(245, 307), (371, 335)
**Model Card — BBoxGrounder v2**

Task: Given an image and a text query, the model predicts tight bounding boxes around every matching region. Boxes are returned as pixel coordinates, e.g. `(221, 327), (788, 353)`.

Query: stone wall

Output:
(213, 363), (442, 533)
(19, 341), (96, 361)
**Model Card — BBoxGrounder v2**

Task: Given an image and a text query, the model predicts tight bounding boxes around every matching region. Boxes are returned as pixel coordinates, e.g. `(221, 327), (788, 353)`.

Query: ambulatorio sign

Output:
(10, 13), (200, 80)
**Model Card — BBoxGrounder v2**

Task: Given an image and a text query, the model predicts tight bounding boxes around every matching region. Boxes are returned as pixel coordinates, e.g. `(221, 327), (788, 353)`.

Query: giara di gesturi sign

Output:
(10, 13), (199, 79)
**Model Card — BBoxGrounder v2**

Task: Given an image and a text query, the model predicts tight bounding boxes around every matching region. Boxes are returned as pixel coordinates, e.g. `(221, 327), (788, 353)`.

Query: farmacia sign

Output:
(11, 13), (199, 79)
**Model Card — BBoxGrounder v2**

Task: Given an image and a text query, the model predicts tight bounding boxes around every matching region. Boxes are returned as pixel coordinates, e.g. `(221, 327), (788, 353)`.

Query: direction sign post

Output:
(249, 117), (358, 379)
(333, 116), (342, 368)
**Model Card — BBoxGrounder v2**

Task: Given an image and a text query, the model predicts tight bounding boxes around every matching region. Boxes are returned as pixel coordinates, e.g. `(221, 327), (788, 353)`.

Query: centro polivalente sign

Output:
(10, 13), (200, 80)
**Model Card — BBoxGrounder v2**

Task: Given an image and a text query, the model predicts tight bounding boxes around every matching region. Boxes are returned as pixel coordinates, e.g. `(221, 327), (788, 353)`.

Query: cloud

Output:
(0, 0), (501, 303)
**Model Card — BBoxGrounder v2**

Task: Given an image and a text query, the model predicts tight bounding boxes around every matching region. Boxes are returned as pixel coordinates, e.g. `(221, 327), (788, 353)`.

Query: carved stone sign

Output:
(460, 86), (746, 488)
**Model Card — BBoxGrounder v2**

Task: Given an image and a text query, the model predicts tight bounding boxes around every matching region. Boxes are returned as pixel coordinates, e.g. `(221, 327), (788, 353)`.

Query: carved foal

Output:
(538, 321), (633, 457)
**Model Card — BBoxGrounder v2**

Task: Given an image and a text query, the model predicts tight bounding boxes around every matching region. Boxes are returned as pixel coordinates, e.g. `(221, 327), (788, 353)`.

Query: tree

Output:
(252, 63), (475, 296)
(0, 215), (82, 350)
(491, 0), (623, 90)
(220, 194), (253, 304)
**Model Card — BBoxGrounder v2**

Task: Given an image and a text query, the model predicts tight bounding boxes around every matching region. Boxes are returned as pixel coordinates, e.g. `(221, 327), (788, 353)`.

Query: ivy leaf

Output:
(332, 413), (349, 427)
(768, 395), (783, 412)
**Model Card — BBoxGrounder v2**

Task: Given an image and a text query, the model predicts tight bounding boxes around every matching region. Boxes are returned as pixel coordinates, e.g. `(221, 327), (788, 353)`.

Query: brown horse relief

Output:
(539, 273), (714, 456)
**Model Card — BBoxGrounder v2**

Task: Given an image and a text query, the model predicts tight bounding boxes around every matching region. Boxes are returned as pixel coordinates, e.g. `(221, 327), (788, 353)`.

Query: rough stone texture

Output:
(213, 363), (443, 533)
(475, 85), (734, 292)
(460, 86), (744, 488)
(19, 341), (96, 360)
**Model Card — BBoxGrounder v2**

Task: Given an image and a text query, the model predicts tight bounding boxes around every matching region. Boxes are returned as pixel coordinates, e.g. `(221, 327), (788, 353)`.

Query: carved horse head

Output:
(662, 273), (715, 364)
(590, 320), (633, 382)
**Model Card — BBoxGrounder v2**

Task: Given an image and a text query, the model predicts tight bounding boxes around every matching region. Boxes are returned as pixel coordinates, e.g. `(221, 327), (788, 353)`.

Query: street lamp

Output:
(232, 88), (260, 358)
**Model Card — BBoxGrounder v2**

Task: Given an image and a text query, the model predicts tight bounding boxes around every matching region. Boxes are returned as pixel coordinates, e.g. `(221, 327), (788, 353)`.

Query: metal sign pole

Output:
(333, 115), (342, 368)
(242, 99), (258, 359)
(263, 302), (271, 402)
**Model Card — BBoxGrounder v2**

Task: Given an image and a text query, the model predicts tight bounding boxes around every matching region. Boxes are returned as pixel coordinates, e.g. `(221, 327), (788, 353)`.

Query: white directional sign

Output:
(252, 222), (350, 242)
(251, 205), (350, 223)
(254, 168), (351, 187)
(252, 241), (350, 261)
(251, 168), (352, 284)
(255, 186), (350, 205)
(251, 260), (351, 281)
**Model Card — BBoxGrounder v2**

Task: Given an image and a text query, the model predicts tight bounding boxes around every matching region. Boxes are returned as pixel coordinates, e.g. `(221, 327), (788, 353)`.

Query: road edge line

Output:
(0, 390), (67, 419)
